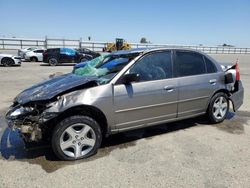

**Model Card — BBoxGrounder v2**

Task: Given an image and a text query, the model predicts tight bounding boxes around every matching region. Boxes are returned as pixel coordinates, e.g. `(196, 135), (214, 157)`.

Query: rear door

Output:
(113, 50), (178, 130)
(175, 50), (220, 117)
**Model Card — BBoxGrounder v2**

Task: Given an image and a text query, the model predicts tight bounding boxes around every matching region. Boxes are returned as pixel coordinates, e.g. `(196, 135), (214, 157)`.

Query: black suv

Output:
(43, 48), (100, 66)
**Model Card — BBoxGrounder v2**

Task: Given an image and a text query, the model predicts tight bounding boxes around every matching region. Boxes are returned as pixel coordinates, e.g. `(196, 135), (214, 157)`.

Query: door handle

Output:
(164, 85), (174, 92)
(209, 79), (217, 85)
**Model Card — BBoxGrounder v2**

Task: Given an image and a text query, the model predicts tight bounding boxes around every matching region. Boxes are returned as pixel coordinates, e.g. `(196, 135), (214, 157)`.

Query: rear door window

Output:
(60, 48), (76, 56)
(176, 51), (206, 77)
(34, 50), (44, 53)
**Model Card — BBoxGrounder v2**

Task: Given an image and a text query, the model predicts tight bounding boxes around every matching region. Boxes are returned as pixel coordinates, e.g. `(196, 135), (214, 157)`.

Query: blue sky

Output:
(0, 0), (249, 47)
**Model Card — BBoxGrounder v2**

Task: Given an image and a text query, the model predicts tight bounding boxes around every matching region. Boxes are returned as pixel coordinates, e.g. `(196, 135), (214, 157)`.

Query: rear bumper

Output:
(18, 52), (25, 59)
(230, 81), (244, 111)
(24, 55), (30, 61)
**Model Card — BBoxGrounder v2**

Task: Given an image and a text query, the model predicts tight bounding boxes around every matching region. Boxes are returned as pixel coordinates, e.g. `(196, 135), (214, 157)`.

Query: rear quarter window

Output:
(204, 56), (217, 73)
(34, 50), (44, 53)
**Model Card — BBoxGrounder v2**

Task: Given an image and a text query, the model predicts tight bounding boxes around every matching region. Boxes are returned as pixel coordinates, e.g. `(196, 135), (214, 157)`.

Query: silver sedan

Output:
(6, 48), (244, 160)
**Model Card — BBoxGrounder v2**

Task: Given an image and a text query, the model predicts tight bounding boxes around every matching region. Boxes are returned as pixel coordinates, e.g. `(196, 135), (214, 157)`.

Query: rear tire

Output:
(51, 115), (102, 161)
(207, 92), (229, 123)
(30, 57), (38, 62)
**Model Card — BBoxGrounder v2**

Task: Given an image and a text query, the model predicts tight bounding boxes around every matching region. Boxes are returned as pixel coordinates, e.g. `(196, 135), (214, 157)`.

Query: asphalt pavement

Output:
(0, 54), (249, 188)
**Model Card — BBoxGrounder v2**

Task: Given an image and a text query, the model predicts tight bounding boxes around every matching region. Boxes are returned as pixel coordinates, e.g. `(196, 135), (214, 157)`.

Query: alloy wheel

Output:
(212, 96), (228, 120)
(49, 58), (58, 66)
(59, 123), (96, 158)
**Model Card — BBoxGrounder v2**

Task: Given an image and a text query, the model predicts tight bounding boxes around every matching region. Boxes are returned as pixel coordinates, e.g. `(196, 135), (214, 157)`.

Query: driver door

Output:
(113, 50), (178, 131)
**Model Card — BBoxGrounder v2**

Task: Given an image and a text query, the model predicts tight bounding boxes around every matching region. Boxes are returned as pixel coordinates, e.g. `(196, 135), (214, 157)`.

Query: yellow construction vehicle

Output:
(103, 38), (131, 52)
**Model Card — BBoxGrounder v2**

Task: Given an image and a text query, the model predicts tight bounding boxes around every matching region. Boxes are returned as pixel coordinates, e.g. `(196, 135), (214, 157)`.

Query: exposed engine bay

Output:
(6, 75), (99, 142)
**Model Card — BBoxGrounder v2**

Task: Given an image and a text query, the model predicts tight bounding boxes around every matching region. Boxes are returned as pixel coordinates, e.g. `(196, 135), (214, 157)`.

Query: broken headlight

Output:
(9, 106), (35, 118)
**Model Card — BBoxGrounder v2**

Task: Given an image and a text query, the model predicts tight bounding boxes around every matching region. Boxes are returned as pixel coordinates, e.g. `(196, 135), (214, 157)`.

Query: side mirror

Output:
(225, 72), (234, 84)
(120, 73), (140, 84)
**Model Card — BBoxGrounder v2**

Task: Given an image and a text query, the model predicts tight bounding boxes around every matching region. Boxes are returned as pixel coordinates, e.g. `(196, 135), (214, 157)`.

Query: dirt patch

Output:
(49, 72), (64, 79)
(236, 110), (250, 118)
(215, 111), (249, 134)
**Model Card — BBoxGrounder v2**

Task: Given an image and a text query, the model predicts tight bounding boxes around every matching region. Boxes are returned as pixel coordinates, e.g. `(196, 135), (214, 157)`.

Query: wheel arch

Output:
(48, 56), (59, 65)
(1, 57), (14, 65)
(30, 56), (38, 61)
(50, 105), (109, 137)
(205, 89), (231, 111)
(48, 56), (59, 61)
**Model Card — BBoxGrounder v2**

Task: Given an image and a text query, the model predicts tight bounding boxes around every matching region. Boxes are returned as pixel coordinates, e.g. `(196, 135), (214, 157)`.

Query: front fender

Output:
(43, 84), (114, 127)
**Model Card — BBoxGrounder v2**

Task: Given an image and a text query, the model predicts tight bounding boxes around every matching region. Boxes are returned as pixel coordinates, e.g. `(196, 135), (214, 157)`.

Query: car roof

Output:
(32, 49), (45, 51)
(47, 48), (60, 50)
(111, 48), (148, 55)
(110, 47), (205, 56)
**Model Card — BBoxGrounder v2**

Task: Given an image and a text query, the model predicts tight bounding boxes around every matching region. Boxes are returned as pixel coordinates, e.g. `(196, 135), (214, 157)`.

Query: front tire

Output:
(52, 115), (102, 160)
(2, 57), (14, 67)
(207, 92), (229, 123)
(48, 57), (58, 66)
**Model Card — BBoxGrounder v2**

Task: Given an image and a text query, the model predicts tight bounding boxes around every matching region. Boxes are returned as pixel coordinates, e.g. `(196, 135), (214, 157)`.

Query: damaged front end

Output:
(5, 100), (59, 142)
(6, 103), (42, 142)
(5, 73), (100, 142)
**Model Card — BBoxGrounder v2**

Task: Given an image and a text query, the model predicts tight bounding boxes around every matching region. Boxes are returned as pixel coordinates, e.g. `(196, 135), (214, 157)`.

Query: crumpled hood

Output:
(15, 73), (98, 104)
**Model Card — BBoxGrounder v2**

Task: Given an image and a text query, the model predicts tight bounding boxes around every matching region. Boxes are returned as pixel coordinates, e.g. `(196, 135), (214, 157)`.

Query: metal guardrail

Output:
(0, 37), (250, 54)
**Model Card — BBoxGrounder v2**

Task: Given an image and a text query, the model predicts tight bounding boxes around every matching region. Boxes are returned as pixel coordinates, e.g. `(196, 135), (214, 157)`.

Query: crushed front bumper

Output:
(6, 118), (16, 130)
(5, 115), (42, 142)
(5, 104), (59, 142)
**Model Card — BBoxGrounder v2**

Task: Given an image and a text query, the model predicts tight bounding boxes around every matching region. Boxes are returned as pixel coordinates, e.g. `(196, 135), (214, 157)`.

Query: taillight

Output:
(235, 62), (240, 81)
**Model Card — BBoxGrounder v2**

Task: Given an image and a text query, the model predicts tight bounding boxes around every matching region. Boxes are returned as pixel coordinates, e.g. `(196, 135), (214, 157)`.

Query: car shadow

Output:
(40, 63), (75, 67)
(0, 117), (208, 160)
(0, 111), (247, 173)
(0, 65), (21, 67)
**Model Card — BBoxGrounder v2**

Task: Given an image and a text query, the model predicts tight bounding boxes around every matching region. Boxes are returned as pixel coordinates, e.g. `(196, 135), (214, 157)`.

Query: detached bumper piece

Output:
(6, 117), (42, 142)
(6, 105), (42, 142)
